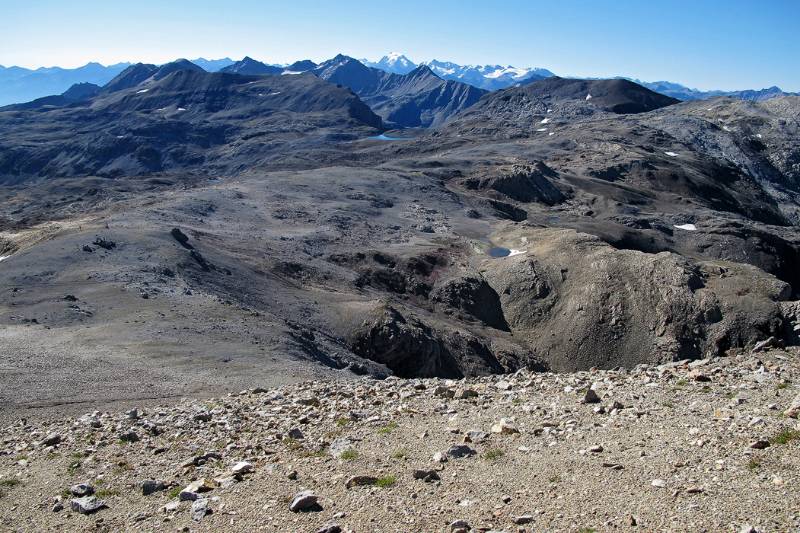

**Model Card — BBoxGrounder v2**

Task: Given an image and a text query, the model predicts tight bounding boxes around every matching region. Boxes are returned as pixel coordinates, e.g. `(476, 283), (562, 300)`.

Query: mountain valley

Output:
(1, 40), (800, 532)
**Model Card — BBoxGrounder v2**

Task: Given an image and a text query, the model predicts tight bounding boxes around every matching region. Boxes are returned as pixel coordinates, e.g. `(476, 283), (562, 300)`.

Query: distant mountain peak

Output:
(407, 64), (437, 79)
(286, 59), (317, 72)
(366, 57), (556, 90)
(364, 53), (417, 74)
(153, 59), (204, 80)
(190, 57), (235, 72)
(220, 57), (283, 76)
(633, 79), (797, 102)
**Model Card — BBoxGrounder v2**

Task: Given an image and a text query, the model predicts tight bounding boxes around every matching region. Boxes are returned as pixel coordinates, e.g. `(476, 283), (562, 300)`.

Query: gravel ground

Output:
(1, 349), (799, 533)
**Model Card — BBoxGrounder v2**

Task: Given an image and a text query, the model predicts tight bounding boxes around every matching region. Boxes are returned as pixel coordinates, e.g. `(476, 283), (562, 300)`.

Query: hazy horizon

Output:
(1, 0), (798, 92)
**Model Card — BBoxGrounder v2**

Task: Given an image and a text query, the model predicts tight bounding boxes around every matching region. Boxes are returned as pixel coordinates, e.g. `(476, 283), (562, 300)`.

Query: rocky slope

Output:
(0, 68), (382, 182)
(314, 56), (487, 127)
(220, 57), (284, 76)
(1, 349), (799, 532)
(1, 74), (799, 422)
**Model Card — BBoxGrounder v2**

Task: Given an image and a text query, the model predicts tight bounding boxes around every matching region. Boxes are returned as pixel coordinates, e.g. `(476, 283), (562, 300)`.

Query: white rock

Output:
(289, 490), (319, 512)
(231, 461), (254, 475)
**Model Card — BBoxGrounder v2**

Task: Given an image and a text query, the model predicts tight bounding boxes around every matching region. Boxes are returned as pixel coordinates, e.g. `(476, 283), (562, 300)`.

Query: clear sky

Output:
(1, 0), (798, 91)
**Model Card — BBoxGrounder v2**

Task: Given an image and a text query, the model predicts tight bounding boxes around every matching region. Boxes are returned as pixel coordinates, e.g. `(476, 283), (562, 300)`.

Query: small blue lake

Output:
(488, 247), (511, 258)
(369, 133), (413, 141)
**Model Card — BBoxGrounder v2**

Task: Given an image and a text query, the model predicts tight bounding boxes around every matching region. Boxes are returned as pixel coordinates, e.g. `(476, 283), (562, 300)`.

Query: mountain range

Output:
(2, 54), (796, 107)
(632, 79), (798, 102)
(0, 61), (382, 181)
(0, 62), (130, 106)
(2, 60), (799, 377)
(1, 39), (800, 440)
(312, 55), (486, 127)
(361, 53), (554, 90)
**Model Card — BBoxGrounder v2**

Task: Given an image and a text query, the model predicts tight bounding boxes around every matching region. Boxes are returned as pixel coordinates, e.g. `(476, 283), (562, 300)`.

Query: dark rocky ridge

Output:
(0, 69), (382, 182)
(220, 57), (284, 76)
(520, 76), (680, 114)
(314, 55), (487, 127)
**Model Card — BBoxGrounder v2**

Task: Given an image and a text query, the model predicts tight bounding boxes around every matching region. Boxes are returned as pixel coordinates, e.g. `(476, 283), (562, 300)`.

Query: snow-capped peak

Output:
(364, 54), (555, 89)
(385, 52), (409, 63)
(364, 52), (417, 74)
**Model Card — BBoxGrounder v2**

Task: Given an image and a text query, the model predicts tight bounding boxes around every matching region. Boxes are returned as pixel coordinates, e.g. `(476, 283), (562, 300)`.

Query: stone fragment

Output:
(784, 392), (800, 419)
(290, 490), (321, 512)
(433, 451), (448, 463)
(70, 496), (106, 514)
(490, 418), (519, 434)
(455, 389), (479, 399)
(231, 461), (254, 475)
(179, 478), (217, 501)
(583, 389), (601, 404)
(191, 498), (211, 521)
(750, 440), (770, 450)
(412, 469), (440, 482)
(446, 445), (477, 459)
(194, 411), (212, 422)
(463, 430), (489, 444)
(752, 337), (778, 353)
(70, 483), (94, 497)
(297, 396), (321, 407)
(434, 386), (455, 399)
(450, 519), (470, 532)
(192, 451), (223, 466)
(688, 369), (711, 382)
(345, 475), (378, 488)
(142, 479), (168, 496)
(287, 428), (305, 440)
(42, 433), (61, 447)
(119, 430), (139, 443)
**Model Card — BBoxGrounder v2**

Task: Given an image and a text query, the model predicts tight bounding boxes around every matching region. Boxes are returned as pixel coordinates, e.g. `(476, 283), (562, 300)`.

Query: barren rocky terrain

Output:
(1, 349), (799, 532)
(1, 59), (799, 531)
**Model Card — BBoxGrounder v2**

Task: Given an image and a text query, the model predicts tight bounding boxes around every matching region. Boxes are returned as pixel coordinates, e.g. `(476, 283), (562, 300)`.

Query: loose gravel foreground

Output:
(2, 349), (800, 532)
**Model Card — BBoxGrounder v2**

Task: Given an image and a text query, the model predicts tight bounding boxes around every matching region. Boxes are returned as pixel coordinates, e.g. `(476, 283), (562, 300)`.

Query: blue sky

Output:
(0, 0), (798, 91)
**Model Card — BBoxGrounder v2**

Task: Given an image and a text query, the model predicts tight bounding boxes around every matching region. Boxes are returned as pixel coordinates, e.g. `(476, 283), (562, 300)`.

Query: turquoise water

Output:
(488, 247), (511, 257)
(370, 133), (412, 141)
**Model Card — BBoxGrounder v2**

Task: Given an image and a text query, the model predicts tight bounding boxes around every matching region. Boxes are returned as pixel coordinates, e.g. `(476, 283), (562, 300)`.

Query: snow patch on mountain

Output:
(363, 53), (417, 74)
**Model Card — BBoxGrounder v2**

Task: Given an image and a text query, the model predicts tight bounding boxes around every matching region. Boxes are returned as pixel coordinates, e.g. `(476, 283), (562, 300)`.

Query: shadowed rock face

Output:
(314, 56), (487, 127)
(462, 162), (566, 205)
(430, 276), (509, 331)
(349, 305), (504, 378)
(481, 228), (790, 371)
